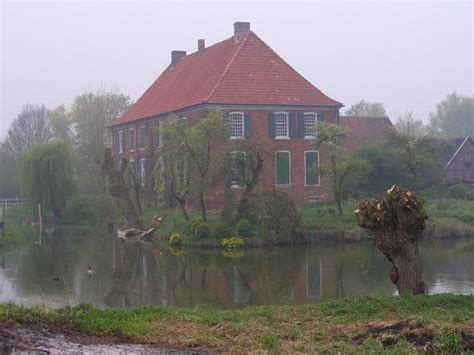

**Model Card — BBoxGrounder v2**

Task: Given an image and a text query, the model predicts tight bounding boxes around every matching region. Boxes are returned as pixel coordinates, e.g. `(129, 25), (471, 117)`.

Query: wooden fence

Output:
(0, 197), (27, 210)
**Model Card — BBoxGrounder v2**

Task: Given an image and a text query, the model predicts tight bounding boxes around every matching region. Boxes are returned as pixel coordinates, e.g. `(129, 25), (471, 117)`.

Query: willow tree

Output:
(19, 141), (75, 217)
(355, 185), (427, 295)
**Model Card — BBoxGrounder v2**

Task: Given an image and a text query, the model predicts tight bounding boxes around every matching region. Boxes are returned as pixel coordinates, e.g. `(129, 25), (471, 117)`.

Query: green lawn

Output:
(1, 294), (472, 353)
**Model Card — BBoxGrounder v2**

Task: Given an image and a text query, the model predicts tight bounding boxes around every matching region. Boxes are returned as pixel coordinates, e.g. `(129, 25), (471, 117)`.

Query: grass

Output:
(0, 294), (472, 353)
(0, 207), (35, 249)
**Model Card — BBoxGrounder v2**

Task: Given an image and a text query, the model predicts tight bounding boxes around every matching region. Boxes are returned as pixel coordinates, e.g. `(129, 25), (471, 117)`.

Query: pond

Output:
(0, 226), (472, 309)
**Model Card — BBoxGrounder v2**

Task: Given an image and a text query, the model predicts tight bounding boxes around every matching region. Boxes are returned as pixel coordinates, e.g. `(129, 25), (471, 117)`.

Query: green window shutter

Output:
(317, 113), (324, 122)
(289, 114), (296, 138)
(305, 151), (319, 186)
(223, 112), (231, 139)
(244, 113), (251, 138)
(276, 152), (290, 185)
(297, 114), (305, 138)
(268, 113), (276, 138)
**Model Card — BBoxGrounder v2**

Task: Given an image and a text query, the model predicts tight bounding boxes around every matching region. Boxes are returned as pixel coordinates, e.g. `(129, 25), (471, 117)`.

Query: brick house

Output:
(110, 22), (387, 205)
(443, 136), (474, 185)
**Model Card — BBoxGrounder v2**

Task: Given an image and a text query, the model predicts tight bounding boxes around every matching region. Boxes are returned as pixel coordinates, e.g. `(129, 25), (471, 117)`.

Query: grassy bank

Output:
(0, 207), (35, 249)
(300, 199), (474, 240)
(1, 294), (472, 353)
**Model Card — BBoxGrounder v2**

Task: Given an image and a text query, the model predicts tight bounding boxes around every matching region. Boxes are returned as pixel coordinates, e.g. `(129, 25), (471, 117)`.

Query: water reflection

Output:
(0, 227), (472, 309)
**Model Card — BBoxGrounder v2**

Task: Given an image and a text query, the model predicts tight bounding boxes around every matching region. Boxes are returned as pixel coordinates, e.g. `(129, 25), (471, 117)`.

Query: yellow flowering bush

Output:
(222, 250), (245, 258)
(169, 233), (183, 246)
(221, 236), (246, 249)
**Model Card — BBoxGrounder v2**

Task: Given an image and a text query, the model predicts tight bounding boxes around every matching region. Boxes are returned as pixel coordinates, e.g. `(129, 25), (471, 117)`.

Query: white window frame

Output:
(118, 130), (124, 154)
(139, 126), (146, 150)
(304, 150), (320, 187)
(274, 112), (289, 139)
(229, 112), (245, 139)
(140, 158), (146, 187)
(304, 112), (318, 139)
(229, 151), (246, 188)
(129, 128), (135, 151)
(275, 150), (291, 186)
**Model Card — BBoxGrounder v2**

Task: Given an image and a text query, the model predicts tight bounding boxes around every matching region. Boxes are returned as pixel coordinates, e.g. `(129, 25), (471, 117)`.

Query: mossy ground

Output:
(1, 294), (472, 353)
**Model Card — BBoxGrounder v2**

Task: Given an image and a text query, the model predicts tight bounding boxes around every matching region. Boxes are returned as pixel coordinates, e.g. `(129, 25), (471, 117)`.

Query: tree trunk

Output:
(374, 232), (425, 295)
(335, 193), (343, 215)
(101, 148), (142, 229)
(177, 197), (189, 221)
(198, 192), (207, 222)
(356, 185), (427, 295)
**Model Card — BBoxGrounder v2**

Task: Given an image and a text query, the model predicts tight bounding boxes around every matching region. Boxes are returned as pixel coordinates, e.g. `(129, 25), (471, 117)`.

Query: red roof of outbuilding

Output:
(112, 31), (342, 126)
(340, 116), (393, 150)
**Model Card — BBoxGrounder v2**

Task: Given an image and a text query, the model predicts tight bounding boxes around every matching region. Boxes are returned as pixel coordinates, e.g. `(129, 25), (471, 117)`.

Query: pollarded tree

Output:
(19, 141), (75, 217)
(355, 186), (427, 295)
(313, 123), (371, 215)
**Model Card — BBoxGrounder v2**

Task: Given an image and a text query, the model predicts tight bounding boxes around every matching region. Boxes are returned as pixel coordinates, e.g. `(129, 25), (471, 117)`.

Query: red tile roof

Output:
(112, 32), (342, 126)
(339, 116), (393, 150)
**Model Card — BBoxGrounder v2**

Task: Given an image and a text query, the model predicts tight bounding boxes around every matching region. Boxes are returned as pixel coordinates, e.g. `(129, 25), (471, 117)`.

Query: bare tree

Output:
(3, 103), (54, 159)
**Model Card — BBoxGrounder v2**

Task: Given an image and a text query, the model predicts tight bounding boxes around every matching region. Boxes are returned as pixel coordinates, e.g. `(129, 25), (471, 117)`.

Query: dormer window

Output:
(275, 112), (289, 138)
(229, 112), (244, 139)
(304, 113), (318, 138)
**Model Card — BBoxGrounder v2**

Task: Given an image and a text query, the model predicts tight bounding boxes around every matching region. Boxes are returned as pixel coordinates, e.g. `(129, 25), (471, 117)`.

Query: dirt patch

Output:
(0, 323), (211, 354)
(352, 319), (474, 351)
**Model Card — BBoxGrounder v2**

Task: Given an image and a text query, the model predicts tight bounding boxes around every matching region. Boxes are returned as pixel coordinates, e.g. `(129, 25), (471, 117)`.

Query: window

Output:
(129, 159), (136, 186)
(304, 113), (317, 138)
(229, 112), (244, 139)
(275, 151), (291, 186)
(275, 112), (289, 138)
(229, 151), (246, 187)
(129, 128), (135, 150)
(118, 130), (124, 154)
(140, 159), (146, 187)
(139, 126), (146, 149)
(305, 151), (320, 186)
(158, 122), (164, 147)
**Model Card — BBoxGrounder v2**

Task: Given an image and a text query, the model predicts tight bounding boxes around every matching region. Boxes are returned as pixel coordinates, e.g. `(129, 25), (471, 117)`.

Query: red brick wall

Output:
(447, 139), (474, 185)
(111, 107), (339, 206)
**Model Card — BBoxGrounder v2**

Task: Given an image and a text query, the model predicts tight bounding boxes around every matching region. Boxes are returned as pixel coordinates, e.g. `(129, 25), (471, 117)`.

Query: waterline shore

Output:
(1, 294), (473, 353)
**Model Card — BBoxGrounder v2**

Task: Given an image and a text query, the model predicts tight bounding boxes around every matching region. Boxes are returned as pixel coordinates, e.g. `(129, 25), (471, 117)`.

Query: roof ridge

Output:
(249, 32), (343, 107)
(204, 32), (251, 103)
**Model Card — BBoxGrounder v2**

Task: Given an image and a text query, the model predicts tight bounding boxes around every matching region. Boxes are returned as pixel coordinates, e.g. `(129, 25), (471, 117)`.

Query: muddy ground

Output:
(0, 324), (209, 354)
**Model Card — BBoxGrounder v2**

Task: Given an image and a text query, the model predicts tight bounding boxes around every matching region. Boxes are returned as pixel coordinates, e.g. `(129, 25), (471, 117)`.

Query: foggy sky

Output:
(1, 1), (473, 138)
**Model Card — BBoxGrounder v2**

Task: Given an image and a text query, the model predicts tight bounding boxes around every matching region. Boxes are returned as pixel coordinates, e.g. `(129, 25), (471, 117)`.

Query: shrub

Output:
(168, 233), (183, 246)
(449, 184), (470, 199)
(183, 219), (211, 240)
(221, 236), (246, 249)
(60, 195), (96, 224)
(256, 190), (302, 242)
(213, 221), (231, 241)
(235, 218), (253, 237)
(466, 190), (474, 201)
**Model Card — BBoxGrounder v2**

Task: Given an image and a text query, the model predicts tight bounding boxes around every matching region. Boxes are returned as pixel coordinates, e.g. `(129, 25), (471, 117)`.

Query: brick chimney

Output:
(198, 39), (205, 53)
(171, 50), (186, 66)
(234, 22), (250, 38)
